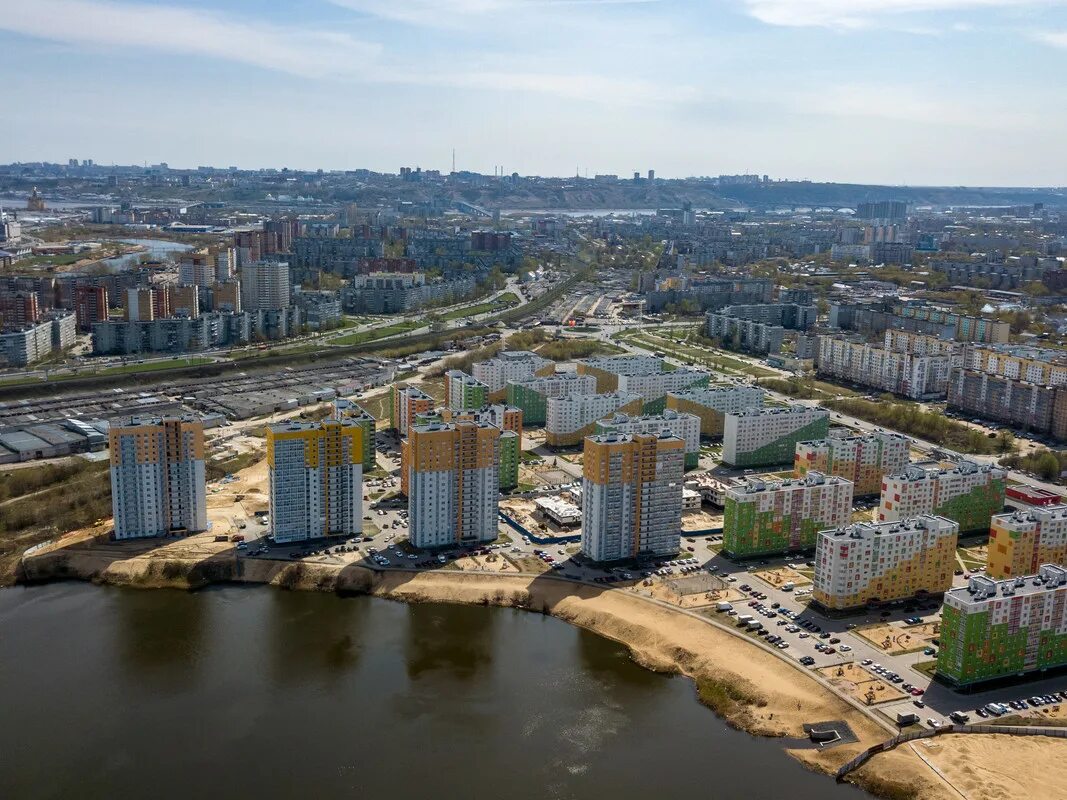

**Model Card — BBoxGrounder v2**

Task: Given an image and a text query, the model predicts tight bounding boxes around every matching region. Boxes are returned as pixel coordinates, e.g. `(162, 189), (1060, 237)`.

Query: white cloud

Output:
(741, 0), (1060, 29)
(330, 0), (659, 28)
(1034, 29), (1067, 46)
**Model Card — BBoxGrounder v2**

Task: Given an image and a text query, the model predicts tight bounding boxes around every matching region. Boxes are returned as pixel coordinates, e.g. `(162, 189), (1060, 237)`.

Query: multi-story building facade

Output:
(576, 356), (709, 410)
(816, 334), (956, 400)
(722, 472), (853, 557)
(266, 419), (364, 544)
(408, 421), (501, 548)
(240, 260), (291, 311)
(342, 272), (476, 314)
(812, 516), (959, 611)
(506, 373), (597, 426)
(594, 409), (702, 468)
(795, 431), (910, 496)
(722, 405), (830, 468)
(109, 415), (207, 539)
(74, 285), (109, 332)
(938, 565), (1067, 686)
(665, 385), (765, 437)
(389, 385), (434, 434)
(545, 392), (643, 447)
(178, 249), (216, 286)
(581, 432), (685, 562)
(987, 506), (1067, 579)
(894, 305), (1010, 344)
(444, 370), (488, 411)
(441, 405), (522, 490)
(878, 461), (1007, 534)
(472, 350), (554, 401)
(962, 344), (1067, 387)
(946, 368), (1067, 440)
(706, 304), (817, 355)
(332, 398), (378, 471)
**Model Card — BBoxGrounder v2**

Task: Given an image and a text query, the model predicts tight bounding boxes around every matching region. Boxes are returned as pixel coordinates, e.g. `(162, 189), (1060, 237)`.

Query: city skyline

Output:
(3, 0), (1067, 185)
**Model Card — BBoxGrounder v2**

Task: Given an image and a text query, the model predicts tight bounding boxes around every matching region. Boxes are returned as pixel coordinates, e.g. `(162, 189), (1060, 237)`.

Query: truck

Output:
(716, 602), (734, 612)
(736, 614), (754, 626)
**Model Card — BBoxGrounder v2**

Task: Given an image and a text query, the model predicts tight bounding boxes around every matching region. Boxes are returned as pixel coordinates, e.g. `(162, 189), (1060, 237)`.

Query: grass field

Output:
(332, 320), (422, 346)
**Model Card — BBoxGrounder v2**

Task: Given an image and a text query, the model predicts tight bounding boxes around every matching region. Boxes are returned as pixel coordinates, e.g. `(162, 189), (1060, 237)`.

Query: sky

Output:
(2, 0), (1067, 185)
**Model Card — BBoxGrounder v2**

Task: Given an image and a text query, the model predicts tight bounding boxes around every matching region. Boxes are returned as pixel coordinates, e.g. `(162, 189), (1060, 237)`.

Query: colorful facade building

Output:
(877, 461), (1007, 534)
(665, 384), (765, 437)
(332, 398), (377, 471)
(938, 565), (1067, 686)
(581, 432), (685, 562)
(389, 384), (434, 434)
(444, 370), (488, 411)
(506, 373), (597, 426)
(594, 409), (702, 469)
(795, 431), (910, 497)
(722, 472), (853, 558)
(961, 344), (1067, 387)
(109, 415), (207, 539)
(812, 515), (959, 611)
(577, 355), (709, 412)
(722, 405), (830, 468)
(408, 421), (501, 549)
(266, 419), (364, 544)
(473, 350), (554, 401)
(545, 392), (643, 448)
(987, 506), (1067, 579)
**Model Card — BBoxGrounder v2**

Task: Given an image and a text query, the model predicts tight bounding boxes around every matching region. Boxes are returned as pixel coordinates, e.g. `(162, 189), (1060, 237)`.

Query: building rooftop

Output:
(949, 564), (1067, 606)
(822, 514), (957, 541)
(994, 505), (1067, 526)
(731, 471), (850, 494)
(729, 404), (826, 419)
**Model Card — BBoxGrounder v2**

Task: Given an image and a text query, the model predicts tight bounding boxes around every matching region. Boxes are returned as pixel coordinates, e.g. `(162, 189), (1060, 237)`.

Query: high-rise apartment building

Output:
(665, 385), (765, 437)
(168, 285), (199, 318)
(389, 385), (434, 433)
(594, 409), (702, 468)
(723, 472), (853, 557)
(209, 281), (242, 313)
(445, 370), (488, 411)
(581, 432), (685, 562)
(795, 431), (910, 497)
(545, 392), (643, 447)
(125, 286), (159, 321)
(877, 461), (1006, 533)
(938, 565), (1067, 686)
(178, 249), (216, 286)
(472, 350), (555, 401)
(240, 261), (291, 311)
(333, 398), (378, 471)
(722, 405), (829, 468)
(0, 291), (40, 329)
(74, 285), (108, 332)
(109, 416), (207, 539)
(812, 515), (958, 611)
(214, 247), (236, 282)
(987, 506), (1067, 579)
(266, 419), (364, 544)
(441, 404), (522, 490)
(408, 421), (501, 548)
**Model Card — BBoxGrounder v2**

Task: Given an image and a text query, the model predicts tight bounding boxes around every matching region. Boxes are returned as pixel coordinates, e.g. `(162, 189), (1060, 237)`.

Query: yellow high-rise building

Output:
(987, 506), (1067, 579)
(266, 419), (364, 544)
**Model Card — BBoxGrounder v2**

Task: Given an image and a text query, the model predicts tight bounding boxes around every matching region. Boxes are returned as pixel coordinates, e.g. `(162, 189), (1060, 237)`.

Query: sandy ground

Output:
(754, 566), (812, 588)
(918, 734), (1067, 800)
(819, 663), (909, 706)
(681, 508), (722, 530)
(856, 622), (940, 655)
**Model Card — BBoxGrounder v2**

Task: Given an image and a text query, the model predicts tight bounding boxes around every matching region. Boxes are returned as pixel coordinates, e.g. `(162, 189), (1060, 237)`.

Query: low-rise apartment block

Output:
(109, 415), (207, 539)
(938, 565), (1067, 686)
(812, 516), (959, 611)
(408, 421), (501, 549)
(581, 432), (685, 562)
(545, 392), (643, 447)
(266, 419), (364, 544)
(595, 409), (702, 468)
(987, 506), (1067, 579)
(665, 385), (765, 437)
(506, 373), (597, 426)
(795, 431), (910, 496)
(722, 472), (854, 557)
(723, 405), (830, 468)
(878, 461), (1007, 533)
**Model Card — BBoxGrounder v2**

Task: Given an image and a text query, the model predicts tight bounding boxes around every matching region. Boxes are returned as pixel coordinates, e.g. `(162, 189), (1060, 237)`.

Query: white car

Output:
(839, 645), (852, 652)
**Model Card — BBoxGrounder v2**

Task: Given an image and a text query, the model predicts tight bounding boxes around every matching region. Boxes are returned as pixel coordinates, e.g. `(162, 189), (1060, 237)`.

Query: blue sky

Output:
(2, 0), (1067, 184)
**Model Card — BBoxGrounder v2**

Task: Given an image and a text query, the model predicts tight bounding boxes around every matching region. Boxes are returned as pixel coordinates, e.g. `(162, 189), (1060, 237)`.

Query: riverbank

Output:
(18, 530), (970, 800)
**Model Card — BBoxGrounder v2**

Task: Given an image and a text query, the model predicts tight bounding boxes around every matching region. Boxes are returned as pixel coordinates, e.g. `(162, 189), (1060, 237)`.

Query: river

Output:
(101, 238), (193, 272)
(0, 585), (869, 799)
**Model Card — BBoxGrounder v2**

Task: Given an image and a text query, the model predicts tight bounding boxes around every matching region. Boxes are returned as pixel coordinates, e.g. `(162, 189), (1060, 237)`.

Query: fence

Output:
(836, 724), (1067, 780)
